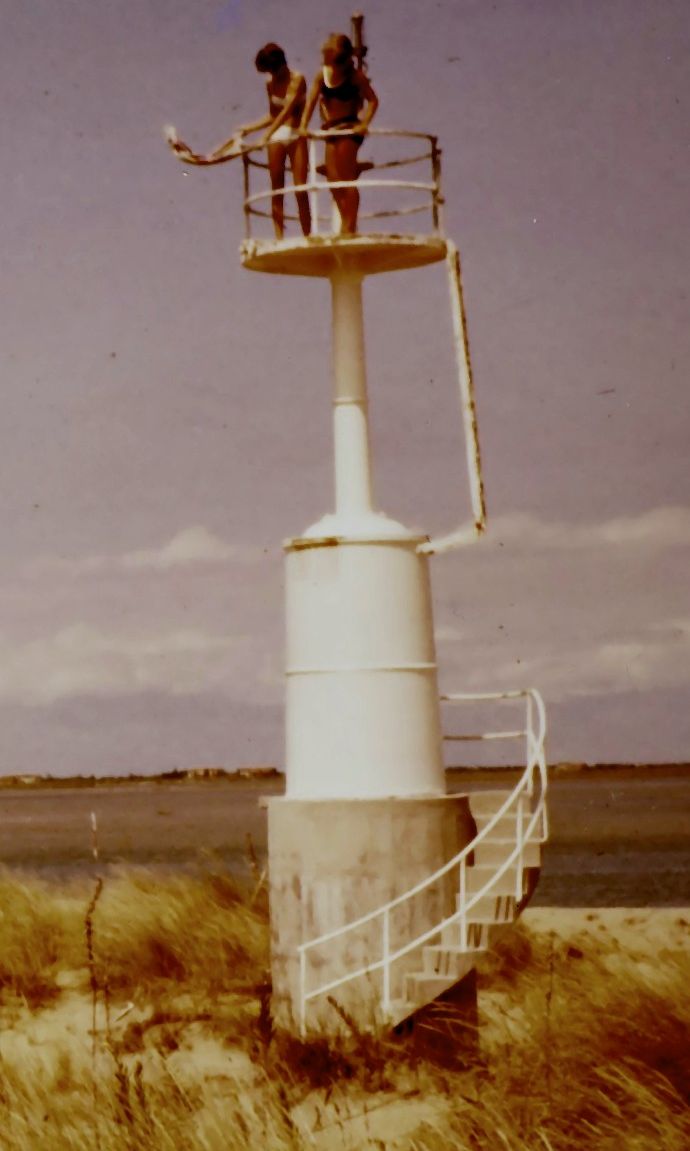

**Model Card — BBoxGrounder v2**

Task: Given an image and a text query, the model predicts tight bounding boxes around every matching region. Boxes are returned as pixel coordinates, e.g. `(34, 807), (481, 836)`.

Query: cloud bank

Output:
(488, 506), (690, 550)
(0, 509), (687, 765)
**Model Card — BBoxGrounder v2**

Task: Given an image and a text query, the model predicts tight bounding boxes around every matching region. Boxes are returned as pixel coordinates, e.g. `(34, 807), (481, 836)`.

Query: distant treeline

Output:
(0, 766), (282, 789)
(1, 763), (688, 789)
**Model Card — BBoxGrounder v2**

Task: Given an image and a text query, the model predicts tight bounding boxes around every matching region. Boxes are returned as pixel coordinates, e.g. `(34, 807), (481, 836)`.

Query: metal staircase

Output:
(297, 690), (548, 1034)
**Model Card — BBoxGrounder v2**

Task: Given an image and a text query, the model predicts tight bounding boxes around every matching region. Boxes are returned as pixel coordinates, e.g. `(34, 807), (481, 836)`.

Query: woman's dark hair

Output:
(322, 33), (354, 68)
(255, 43), (287, 73)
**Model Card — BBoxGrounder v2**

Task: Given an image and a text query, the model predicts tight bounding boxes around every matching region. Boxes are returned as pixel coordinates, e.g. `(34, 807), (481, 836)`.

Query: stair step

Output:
(456, 892), (517, 922)
(440, 920), (491, 950)
(404, 971), (462, 1006)
(465, 863), (525, 896)
(422, 945), (476, 980)
(467, 790), (514, 816)
(473, 839), (542, 868)
(473, 812), (547, 841)
(473, 812), (523, 836)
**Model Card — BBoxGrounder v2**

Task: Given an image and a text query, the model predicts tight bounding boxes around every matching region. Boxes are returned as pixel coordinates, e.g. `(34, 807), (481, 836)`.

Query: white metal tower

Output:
(173, 20), (548, 1035)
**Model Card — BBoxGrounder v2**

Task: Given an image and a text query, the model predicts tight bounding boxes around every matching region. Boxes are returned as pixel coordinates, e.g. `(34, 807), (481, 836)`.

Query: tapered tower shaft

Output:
(331, 271), (374, 520)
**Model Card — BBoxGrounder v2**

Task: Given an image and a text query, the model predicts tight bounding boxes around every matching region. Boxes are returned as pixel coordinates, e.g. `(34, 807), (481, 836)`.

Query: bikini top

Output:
(319, 67), (362, 108)
(268, 74), (305, 119)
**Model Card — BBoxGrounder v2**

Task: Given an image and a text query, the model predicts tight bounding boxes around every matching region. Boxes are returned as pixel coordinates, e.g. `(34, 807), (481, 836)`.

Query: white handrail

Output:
(244, 178), (437, 207)
(297, 689), (547, 1032)
(241, 128), (443, 240)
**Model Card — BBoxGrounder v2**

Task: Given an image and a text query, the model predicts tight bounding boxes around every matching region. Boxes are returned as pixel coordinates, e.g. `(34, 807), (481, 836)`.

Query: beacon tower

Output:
(177, 16), (548, 1034)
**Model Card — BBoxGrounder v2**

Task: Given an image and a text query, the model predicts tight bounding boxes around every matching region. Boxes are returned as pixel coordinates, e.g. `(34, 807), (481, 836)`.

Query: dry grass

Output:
(0, 873), (85, 1006)
(0, 868), (688, 1150)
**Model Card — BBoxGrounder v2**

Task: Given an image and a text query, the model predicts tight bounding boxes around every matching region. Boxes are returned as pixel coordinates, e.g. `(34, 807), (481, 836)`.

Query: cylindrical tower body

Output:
(284, 535), (445, 798)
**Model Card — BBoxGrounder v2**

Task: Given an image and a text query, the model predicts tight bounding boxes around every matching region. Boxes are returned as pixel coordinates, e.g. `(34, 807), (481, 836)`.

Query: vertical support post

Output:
(515, 796), (524, 901)
(430, 136), (442, 233)
(382, 908), (391, 1013)
(526, 692), (535, 795)
(308, 138), (319, 237)
(459, 856), (467, 950)
(540, 783), (548, 842)
(242, 154), (251, 240)
(330, 271), (374, 523)
(299, 948), (307, 1037)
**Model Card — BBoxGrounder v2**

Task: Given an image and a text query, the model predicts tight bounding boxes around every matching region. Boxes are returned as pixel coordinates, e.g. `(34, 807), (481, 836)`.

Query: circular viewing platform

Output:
(239, 129), (449, 277)
(240, 233), (448, 278)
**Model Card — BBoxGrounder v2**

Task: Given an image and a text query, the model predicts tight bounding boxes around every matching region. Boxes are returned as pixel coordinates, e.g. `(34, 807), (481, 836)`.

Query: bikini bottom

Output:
(321, 118), (364, 146)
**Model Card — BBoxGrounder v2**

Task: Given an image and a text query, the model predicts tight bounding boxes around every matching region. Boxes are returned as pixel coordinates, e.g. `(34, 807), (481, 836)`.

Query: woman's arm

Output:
(299, 73), (322, 133)
(356, 72), (379, 133)
(207, 80), (278, 160)
(206, 111), (273, 161)
(237, 112), (274, 135)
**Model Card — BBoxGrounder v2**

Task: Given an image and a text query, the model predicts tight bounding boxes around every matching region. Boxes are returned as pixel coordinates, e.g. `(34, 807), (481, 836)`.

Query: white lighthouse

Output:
(176, 17), (549, 1035)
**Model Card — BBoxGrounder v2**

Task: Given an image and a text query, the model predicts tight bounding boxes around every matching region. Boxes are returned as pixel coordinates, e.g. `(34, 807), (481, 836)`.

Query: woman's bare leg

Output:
(288, 138), (311, 236)
(325, 136), (361, 234)
(268, 143), (288, 238)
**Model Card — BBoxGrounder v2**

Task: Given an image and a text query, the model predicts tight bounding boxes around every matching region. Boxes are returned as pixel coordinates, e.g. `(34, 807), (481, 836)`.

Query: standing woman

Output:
(300, 34), (379, 234)
(211, 43), (311, 239)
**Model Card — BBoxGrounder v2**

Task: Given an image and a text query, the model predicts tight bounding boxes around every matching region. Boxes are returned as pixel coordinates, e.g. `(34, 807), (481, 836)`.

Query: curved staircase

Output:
(297, 690), (548, 1035)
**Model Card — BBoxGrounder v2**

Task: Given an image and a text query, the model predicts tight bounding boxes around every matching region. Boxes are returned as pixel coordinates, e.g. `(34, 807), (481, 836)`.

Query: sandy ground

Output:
(2, 907), (688, 1150)
(294, 908), (690, 1149)
(522, 906), (690, 956)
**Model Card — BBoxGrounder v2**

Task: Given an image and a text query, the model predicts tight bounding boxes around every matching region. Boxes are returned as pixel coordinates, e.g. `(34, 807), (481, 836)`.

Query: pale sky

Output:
(1, 0), (688, 774)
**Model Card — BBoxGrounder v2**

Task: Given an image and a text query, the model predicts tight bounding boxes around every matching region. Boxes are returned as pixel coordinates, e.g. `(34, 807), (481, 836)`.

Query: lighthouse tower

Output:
(229, 21), (548, 1035)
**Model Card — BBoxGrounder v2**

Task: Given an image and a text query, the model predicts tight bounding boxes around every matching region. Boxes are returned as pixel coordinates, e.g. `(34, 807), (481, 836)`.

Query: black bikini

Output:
(319, 70), (364, 142)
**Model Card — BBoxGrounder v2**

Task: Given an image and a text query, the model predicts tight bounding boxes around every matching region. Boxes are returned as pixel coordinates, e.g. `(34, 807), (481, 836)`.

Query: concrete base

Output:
(267, 794), (476, 1033)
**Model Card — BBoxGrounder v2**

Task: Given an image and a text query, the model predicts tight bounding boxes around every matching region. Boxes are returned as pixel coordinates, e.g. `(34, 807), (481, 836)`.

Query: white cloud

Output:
(487, 505), (690, 551)
(442, 621), (690, 704)
(121, 527), (257, 570)
(2, 510), (687, 723)
(0, 624), (247, 705)
(33, 527), (262, 578)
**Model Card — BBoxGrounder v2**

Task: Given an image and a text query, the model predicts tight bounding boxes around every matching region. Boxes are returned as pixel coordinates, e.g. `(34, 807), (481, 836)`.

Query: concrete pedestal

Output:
(267, 794), (476, 1032)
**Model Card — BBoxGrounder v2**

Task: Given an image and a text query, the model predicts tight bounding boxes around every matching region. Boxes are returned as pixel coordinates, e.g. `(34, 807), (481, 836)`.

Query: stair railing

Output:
(297, 689), (547, 1034)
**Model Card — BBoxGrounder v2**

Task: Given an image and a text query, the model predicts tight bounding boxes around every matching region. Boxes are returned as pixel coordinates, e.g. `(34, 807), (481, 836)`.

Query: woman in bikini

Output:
(211, 43), (311, 239)
(300, 33), (379, 235)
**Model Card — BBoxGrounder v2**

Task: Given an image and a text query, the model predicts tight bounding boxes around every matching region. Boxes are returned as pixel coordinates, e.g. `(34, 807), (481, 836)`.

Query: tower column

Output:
(331, 271), (374, 523)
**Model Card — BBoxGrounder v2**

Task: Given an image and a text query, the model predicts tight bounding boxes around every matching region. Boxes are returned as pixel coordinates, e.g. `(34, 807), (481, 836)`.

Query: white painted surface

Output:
(279, 250), (447, 801)
(331, 273), (373, 523)
(284, 538), (445, 798)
